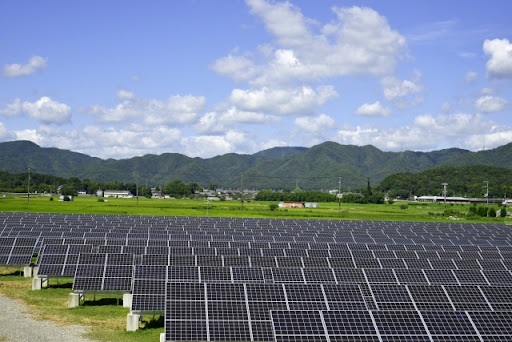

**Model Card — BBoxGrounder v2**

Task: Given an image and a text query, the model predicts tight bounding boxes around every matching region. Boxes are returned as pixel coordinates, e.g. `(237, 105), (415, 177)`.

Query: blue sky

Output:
(1, 0), (512, 159)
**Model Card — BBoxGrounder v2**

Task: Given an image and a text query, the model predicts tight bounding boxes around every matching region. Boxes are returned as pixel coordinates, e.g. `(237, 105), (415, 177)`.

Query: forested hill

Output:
(1, 140), (511, 189)
(377, 165), (512, 198)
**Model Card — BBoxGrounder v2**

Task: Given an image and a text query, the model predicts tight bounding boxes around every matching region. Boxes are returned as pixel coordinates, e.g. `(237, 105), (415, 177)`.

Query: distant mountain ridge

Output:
(1, 140), (511, 189)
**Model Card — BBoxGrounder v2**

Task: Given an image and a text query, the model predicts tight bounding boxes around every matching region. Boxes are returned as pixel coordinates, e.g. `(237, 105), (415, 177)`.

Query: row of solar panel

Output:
(130, 265), (512, 286)
(36, 239), (512, 258)
(3, 234), (511, 250)
(5, 238), (512, 267)
(1, 214), (510, 242)
(161, 282), (512, 341)
(134, 253), (512, 270)
(7, 228), (511, 241)
(0, 237), (38, 265)
(133, 277), (512, 313)
(271, 310), (512, 342)
(3, 212), (504, 227)
(36, 237), (512, 252)
(3, 231), (508, 245)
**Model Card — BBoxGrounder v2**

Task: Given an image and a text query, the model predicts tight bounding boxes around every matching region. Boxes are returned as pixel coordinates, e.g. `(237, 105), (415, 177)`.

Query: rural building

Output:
(304, 202), (319, 208)
(103, 190), (132, 198)
(279, 201), (304, 208)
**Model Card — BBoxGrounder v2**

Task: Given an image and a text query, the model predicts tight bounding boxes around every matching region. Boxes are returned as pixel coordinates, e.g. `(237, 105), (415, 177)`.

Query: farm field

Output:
(0, 195), (508, 223)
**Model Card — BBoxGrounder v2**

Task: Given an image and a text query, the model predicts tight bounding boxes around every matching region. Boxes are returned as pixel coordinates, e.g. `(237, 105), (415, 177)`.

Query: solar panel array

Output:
(0, 237), (37, 265)
(37, 244), (93, 277)
(1, 212), (512, 342)
(73, 253), (134, 292)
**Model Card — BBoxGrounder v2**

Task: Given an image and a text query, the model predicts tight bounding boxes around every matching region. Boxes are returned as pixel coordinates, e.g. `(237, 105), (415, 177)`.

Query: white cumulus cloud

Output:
(295, 113), (335, 134)
(356, 101), (392, 117)
(229, 85), (337, 116)
(181, 130), (252, 158)
(0, 122), (16, 142)
(0, 98), (22, 117)
(213, 1), (405, 86)
(475, 95), (507, 113)
(464, 71), (478, 84)
(116, 89), (134, 100)
(14, 125), (182, 159)
(381, 76), (423, 101)
(336, 113), (511, 152)
(293, 113), (335, 146)
(210, 55), (257, 82)
(90, 92), (205, 125)
(194, 107), (280, 135)
(3, 56), (48, 77)
(483, 38), (512, 78)
(21, 97), (71, 124)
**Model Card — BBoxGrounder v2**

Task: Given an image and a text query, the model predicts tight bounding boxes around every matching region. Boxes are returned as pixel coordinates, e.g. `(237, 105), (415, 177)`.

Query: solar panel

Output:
(72, 253), (134, 292)
(0, 236), (37, 265)
(4, 213), (512, 341)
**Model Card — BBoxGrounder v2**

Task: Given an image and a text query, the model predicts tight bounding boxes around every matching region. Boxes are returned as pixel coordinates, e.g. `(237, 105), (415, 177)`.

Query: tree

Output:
(164, 180), (190, 198)
(60, 185), (77, 196)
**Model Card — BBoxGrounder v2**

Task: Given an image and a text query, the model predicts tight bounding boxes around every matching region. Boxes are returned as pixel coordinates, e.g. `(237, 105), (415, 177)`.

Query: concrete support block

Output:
(160, 332), (166, 342)
(32, 277), (42, 290)
(32, 266), (39, 277)
(23, 266), (32, 278)
(68, 293), (81, 308)
(42, 278), (48, 288)
(126, 313), (140, 332)
(123, 293), (132, 308)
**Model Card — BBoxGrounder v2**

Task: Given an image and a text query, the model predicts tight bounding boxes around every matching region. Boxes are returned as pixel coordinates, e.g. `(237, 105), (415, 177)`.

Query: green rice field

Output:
(0, 194), (509, 223)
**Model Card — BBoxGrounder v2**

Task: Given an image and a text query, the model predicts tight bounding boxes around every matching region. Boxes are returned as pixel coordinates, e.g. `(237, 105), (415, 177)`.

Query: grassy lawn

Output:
(0, 194), (507, 223)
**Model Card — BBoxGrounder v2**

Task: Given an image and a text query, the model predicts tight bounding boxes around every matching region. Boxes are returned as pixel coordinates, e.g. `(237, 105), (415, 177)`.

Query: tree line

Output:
(377, 165), (512, 199)
(0, 171), (200, 198)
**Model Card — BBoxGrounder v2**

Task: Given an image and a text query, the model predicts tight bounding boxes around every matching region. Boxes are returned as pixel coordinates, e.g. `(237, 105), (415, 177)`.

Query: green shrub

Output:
(97, 198), (105, 202)
(268, 203), (278, 211)
(501, 208), (507, 217)
(466, 211), (477, 219)
(477, 206), (487, 217)
(444, 209), (460, 217)
(49, 197), (53, 201)
(400, 204), (408, 210)
(488, 207), (497, 217)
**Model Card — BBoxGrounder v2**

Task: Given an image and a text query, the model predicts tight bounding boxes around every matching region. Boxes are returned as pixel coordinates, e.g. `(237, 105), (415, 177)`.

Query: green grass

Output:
(0, 268), (163, 342)
(0, 195), (507, 223)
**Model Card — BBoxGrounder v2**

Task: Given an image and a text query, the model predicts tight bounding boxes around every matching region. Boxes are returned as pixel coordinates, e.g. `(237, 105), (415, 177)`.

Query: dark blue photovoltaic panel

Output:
(3, 213), (512, 342)
(73, 253), (133, 292)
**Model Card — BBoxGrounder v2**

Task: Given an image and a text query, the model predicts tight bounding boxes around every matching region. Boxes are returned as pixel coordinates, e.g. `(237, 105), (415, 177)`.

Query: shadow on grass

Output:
(83, 297), (122, 306)
(46, 281), (72, 289)
(141, 315), (164, 330)
(0, 270), (23, 277)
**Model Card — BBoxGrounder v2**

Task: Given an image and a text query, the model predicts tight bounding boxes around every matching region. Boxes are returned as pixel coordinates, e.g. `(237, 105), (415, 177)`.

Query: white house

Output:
(103, 190), (133, 198)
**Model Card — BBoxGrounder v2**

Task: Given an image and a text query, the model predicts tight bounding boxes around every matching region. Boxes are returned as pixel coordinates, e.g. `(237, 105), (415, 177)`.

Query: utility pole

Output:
(136, 171), (139, 207)
(442, 183), (448, 208)
(483, 181), (489, 216)
(27, 167), (31, 204)
(241, 174), (244, 209)
(338, 176), (342, 214)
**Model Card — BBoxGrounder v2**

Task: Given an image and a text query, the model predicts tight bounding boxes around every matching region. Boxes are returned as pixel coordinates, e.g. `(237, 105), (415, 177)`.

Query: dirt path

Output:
(0, 292), (97, 342)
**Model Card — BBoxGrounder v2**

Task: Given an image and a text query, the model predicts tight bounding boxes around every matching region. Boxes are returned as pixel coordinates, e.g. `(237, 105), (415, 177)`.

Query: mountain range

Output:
(1, 140), (511, 190)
